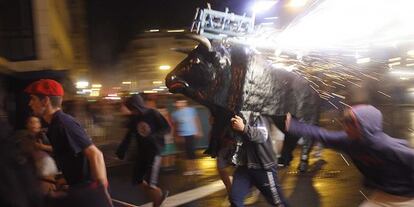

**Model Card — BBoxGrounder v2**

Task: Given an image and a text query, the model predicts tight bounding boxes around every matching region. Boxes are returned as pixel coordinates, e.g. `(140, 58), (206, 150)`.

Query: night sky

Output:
(86, 0), (288, 70)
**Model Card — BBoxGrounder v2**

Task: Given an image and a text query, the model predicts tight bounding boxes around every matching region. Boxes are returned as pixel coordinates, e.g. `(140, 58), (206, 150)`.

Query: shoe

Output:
(160, 189), (169, 206)
(277, 159), (290, 168)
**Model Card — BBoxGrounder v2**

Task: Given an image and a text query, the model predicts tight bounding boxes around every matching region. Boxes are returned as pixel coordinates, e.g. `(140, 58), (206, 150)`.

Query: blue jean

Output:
(230, 166), (288, 207)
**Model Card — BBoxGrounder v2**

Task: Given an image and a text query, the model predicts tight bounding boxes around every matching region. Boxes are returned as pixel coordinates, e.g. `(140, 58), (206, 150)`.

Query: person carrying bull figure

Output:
(230, 112), (288, 207)
(286, 105), (414, 206)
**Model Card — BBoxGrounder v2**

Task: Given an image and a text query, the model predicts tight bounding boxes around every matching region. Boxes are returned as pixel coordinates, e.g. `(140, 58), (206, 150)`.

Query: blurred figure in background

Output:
(0, 119), (44, 207)
(116, 94), (170, 207)
(171, 100), (203, 175)
(158, 107), (177, 170)
(25, 116), (53, 153)
(286, 105), (414, 206)
(15, 116), (58, 195)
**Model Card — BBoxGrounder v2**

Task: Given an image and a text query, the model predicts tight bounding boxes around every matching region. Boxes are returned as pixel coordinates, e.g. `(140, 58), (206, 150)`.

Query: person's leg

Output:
(137, 181), (163, 207)
(279, 133), (300, 166)
(184, 136), (197, 174)
(250, 167), (288, 207)
(230, 167), (252, 207)
(143, 156), (168, 207)
(298, 136), (314, 172)
(217, 158), (232, 194)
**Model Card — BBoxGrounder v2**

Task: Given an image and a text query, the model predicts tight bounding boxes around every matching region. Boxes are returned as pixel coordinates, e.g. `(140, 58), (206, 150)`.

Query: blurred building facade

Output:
(0, 0), (90, 75)
(0, 0), (91, 129)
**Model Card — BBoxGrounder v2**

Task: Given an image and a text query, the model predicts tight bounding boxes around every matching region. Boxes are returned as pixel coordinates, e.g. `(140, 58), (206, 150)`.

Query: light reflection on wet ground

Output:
(108, 105), (414, 207)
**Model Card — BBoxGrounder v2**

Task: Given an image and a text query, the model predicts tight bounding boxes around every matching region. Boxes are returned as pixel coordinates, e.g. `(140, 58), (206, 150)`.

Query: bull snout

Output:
(165, 73), (189, 93)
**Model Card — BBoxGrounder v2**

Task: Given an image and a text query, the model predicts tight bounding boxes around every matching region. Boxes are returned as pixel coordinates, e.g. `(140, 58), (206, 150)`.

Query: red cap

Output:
(24, 79), (64, 96)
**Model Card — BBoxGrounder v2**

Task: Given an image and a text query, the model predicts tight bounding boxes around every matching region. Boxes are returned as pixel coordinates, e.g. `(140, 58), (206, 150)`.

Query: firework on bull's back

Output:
(164, 0), (414, 155)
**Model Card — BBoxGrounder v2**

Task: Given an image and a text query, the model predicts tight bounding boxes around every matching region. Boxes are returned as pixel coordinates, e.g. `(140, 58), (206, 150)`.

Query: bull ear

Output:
(170, 48), (192, 54)
(176, 34), (212, 52)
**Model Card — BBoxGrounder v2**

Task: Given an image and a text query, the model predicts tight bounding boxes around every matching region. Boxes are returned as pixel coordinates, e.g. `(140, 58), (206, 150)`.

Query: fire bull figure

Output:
(166, 34), (320, 171)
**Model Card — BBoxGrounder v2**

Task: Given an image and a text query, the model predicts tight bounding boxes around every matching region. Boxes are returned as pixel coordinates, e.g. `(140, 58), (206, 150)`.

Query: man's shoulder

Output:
(52, 111), (81, 128)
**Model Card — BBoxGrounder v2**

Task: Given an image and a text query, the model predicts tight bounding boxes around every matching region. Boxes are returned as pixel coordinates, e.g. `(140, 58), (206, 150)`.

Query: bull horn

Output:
(170, 47), (192, 54)
(177, 34), (212, 51)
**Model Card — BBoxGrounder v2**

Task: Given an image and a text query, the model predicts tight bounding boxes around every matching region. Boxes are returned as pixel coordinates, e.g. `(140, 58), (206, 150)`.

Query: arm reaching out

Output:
(286, 114), (349, 150)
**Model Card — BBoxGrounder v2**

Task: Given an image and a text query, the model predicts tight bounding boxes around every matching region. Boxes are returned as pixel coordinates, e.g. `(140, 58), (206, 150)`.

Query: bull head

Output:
(166, 34), (236, 111)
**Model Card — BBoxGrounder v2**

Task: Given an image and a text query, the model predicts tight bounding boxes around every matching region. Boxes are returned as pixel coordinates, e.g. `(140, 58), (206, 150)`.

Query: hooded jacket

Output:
(232, 112), (278, 169)
(288, 105), (414, 197)
(116, 95), (170, 159)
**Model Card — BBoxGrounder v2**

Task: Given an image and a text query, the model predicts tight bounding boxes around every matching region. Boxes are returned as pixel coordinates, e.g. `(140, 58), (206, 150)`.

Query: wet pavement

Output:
(103, 146), (367, 207)
(101, 105), (414, 207)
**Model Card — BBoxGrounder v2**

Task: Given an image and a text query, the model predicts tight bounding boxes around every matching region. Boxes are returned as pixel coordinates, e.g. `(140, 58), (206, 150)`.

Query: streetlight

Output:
(76, 81), (89, 89)
(159, 65), (171, 70)
(251, 0), (278, 26)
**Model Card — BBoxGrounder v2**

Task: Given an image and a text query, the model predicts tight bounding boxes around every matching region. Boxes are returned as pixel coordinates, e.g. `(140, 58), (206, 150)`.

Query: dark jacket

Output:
(116, 95), (170, 159)
(233, 112), (278, 169)
(289, 105), (414, 196)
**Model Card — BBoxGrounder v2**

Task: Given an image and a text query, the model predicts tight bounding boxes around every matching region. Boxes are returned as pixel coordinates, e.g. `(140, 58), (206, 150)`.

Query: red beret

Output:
(24, 79), (64, 96)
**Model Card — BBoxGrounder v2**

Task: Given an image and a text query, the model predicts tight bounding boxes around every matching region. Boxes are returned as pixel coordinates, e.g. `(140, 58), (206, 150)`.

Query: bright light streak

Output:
(275, 0), (414, 52)
(356, 57), (370, 64)
(149, 29), (159, 32)
(388, 57), (401, 62)
(408, 50), (414, 57)
(390, 70), (414, 76)
(91, 84), (102, 88)
(108, 93), (118, 97)
(388, 62), (401, 67)
(104, 97), (121, 100)
(153, 88), (165, 91)
(406, 63), (414, 67)
(122, 81), (132, 85)
(260, 22), (274, 26)
(143, 90), (158, 93)
(252, 1), (278, 13)
(167, 29), (185, 33)
(76, 81), (89, 89)
(288, 0), (308, 8)
(90, 91), (100, 97)
(264, 16), (279, 20)
(152, 80), (163, 84)
(159, 65), (171, 70)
